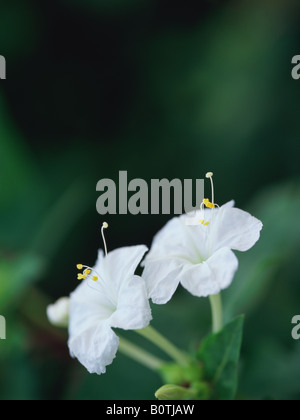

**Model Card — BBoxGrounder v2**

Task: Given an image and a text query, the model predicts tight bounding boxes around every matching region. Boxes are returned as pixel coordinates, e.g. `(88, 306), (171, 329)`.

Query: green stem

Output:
(136, 326), (188, 366)
(118, 336), (165, 371)
(209, 293), (223, 333)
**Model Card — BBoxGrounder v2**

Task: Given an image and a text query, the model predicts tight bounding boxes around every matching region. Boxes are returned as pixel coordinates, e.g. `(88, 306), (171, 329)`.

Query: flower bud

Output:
(47, 297), (70, 328)
(155, 384), (198, 401)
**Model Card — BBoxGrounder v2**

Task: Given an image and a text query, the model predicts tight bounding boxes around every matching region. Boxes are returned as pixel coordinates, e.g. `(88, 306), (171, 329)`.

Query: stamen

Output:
(198, 172), (218, 227)
(203, 198), (215, 209)
(75, 222), (109, 284)
(101, 222), (109, 257)
(76, 264), (101, 282)
(206, 172), (215, 204)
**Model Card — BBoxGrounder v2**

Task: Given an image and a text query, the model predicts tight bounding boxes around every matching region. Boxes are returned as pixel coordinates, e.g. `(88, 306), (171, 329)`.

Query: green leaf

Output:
(197, 316), (244, 400)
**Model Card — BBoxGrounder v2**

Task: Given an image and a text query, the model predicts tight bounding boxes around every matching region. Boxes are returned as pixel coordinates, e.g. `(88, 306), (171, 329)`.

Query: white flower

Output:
(68, 245), (151, 375)
(143, 201), (263, 304)
(47, 297), (70, 328)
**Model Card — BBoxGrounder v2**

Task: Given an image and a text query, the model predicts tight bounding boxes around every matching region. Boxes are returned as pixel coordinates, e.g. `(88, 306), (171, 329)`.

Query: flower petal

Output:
(104, 245), (148, 289)
(68, 279), (118, 374)
(143, 258), (183, 304)
(143, 218), (203, 265)
(109, 275), (152, 330)
(70, 276), (116, 323)
(68, 320), (119, 375)
(211, 204), (263, 252)
(180, 247), (239, 297)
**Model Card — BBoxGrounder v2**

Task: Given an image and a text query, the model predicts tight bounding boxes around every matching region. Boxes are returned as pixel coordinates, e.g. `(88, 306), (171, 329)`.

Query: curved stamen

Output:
(76, 222), (109, 284)
(198, 172), (219, 226)
(206, 172), (215, 204)
(203, 198), (215, 209)
(77, 264), (101, 282)
(101, 222), (109, 257)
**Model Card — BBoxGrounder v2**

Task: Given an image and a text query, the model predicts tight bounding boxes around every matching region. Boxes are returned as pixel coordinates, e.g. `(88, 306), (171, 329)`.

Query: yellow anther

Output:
(77, 264), (83, 270)
(92, 276), (98, 282)
(78, 274), (84, 280)
(199, 219), (210, 226)
(206, 172), (214, 178)
(203, 199), (215, 209)
(84, 269), (91, 275)
(103, 222), (109, 229)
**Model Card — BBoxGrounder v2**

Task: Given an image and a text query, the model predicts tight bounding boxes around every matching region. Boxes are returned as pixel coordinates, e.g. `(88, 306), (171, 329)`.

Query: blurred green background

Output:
(0, 0), (300, 400)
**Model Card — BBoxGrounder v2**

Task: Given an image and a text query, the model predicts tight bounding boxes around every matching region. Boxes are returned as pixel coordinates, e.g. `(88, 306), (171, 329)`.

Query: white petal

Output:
(109, 275), (152, 330)
(143, 218), (202, 265)
(68, 320), (119, 375)
(221, 200), (235, 209)
(70, 277), (116, 328)
(143, 258), (183, 304)
(79, 246), (148, 310)
(211, 204), (263, 252)
(104, 245), (148, 290)
(180, 247), (239, 297)
(68, 279), (117, 375)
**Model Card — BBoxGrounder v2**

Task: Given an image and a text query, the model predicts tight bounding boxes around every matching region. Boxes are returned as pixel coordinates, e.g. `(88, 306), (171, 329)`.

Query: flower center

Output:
(76, 222), (109, 283)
